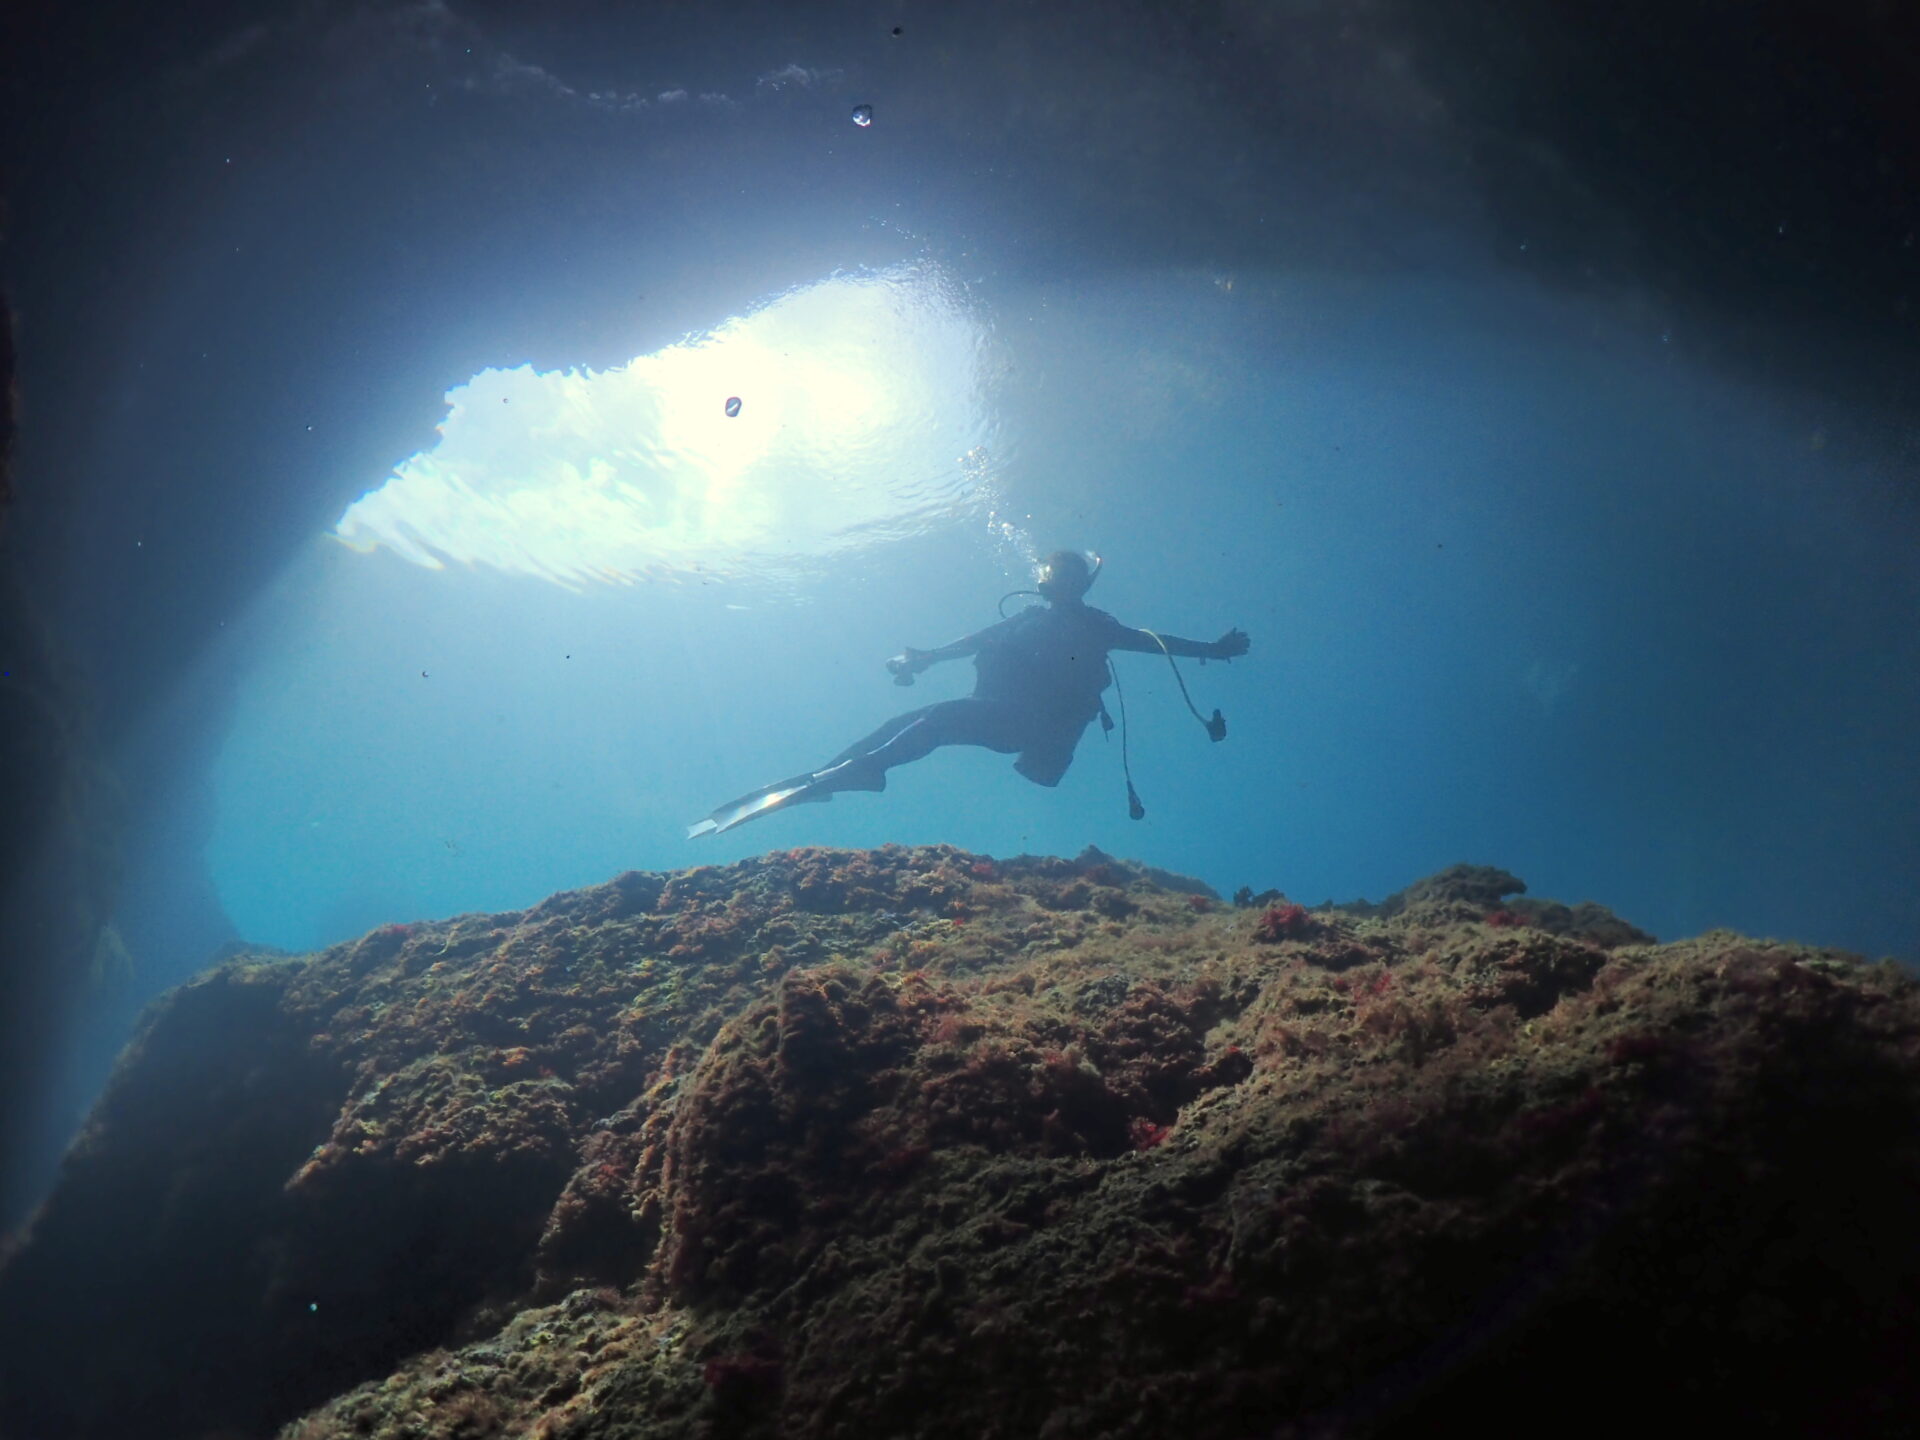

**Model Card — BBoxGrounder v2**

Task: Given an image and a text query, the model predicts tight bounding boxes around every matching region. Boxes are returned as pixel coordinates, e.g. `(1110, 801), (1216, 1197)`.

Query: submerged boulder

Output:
(2, 845), (1916, 1439)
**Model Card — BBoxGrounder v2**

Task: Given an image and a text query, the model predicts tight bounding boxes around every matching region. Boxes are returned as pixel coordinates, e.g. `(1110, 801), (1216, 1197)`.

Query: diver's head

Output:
(1035, 549), (1101, 602)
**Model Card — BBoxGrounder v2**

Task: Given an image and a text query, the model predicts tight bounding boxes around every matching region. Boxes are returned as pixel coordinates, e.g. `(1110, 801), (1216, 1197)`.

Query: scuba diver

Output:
(688, 550), (1250, 838)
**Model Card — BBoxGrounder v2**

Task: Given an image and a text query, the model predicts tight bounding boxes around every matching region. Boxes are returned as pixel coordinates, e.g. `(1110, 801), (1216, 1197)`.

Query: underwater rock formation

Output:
(2, 845), (1917, 1439)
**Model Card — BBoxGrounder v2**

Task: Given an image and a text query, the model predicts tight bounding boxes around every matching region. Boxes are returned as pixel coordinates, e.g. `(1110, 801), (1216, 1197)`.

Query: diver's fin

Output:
(687, 772), (835, 839)
(687, 757), (889, 839)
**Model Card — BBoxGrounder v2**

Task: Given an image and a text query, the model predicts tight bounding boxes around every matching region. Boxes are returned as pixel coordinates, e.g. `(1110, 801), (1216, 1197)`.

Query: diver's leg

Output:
(692, 703), (1011, 837)
(690, 707), (939, 832)
(822, 706), (941, 771)
(814, 699), (1023, 792)
(866, 699), (1028, 764)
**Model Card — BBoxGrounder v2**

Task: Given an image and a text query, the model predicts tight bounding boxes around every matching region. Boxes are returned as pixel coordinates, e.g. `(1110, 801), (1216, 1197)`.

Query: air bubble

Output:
(851, 104), (874, 127)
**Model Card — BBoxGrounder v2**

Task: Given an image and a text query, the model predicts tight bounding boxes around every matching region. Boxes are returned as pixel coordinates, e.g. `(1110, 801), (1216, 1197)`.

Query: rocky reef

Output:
(3, 846), (1918, 1439)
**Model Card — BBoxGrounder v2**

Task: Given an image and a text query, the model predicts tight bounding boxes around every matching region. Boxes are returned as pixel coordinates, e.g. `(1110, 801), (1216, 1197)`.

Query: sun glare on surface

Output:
(335, 263), (997, 588)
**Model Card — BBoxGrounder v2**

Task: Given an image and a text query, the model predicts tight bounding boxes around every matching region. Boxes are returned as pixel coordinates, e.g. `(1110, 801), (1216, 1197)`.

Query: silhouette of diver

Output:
(689, 550), (1250, 838)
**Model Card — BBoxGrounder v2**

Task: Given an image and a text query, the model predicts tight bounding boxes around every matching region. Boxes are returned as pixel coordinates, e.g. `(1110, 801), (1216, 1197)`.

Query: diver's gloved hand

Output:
(887, 647), (932, 685)
(1212, 628), (1250, 660)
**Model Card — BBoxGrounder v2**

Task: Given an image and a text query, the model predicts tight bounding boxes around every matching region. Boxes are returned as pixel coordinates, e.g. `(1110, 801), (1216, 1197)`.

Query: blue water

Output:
(203, 271), (1918, 962)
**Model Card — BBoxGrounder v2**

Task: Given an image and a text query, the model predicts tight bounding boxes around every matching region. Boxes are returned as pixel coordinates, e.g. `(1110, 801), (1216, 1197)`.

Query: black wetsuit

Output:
(828, 601), (1211, 787)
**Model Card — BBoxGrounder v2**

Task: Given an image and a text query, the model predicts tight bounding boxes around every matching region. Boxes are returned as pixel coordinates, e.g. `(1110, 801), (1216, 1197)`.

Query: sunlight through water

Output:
(335, 262), (999, 588)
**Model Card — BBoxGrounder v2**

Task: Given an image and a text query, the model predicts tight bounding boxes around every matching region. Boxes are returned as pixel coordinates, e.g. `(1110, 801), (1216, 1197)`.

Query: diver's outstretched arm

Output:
(1112, 625), (1250, 660)
(886, 618), (1014, 684)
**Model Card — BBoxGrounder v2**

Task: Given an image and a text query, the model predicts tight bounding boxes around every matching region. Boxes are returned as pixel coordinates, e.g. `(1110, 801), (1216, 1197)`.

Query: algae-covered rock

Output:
(2, 846), (1916, 1439)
